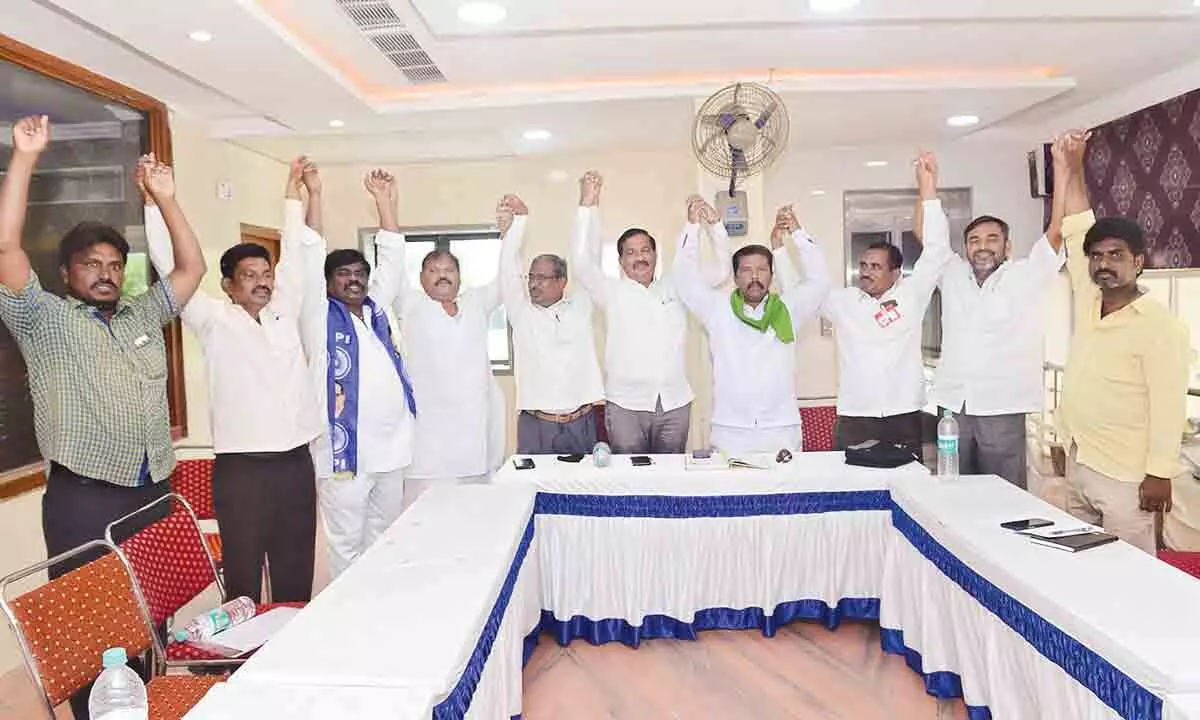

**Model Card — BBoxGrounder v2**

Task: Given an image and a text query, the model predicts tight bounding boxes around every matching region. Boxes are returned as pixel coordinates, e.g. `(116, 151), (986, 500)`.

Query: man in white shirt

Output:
(675, 198), (831, 455)
(381, 184), (501, 491)
(928, 203), (1065, 489)
(823, 153), (954, 457)
(497, 194), (604, 454)
(302, 169), (417, 579)
(571, 171), (727, 454)
(146, 157), (323, 601)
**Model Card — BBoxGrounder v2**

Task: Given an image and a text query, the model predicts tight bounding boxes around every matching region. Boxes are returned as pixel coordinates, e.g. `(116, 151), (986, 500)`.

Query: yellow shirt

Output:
(1059, 210), (1191, 482)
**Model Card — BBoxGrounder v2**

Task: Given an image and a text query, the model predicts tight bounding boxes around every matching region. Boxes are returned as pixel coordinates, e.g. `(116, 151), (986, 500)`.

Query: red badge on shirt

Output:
(874, 300), (902, 328)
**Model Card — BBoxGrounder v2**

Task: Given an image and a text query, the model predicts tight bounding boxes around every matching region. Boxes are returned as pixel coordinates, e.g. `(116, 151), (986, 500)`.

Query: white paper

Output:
(1018, 524), (1098, 539)
(200, 607), (301, 656)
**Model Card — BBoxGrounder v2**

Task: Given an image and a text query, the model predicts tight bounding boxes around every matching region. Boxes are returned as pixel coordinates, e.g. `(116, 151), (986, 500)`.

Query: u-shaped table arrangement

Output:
(183, 452), (1200, 720)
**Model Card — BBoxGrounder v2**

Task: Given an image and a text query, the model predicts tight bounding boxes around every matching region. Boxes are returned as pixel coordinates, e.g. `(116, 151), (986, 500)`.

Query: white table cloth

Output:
(885, 473), (1200, 719)
(224, 484), (540, 720)
(1166, 695), (1200, 720)
(494, 453), (926, 645)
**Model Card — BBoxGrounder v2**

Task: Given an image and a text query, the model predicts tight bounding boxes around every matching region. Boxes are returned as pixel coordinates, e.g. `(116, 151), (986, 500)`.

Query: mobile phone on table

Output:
(1000, 518), (1053, 531)
(513, 457), (536, 470)
(630, 455), (653, 467)
(557, 454), (585, 463)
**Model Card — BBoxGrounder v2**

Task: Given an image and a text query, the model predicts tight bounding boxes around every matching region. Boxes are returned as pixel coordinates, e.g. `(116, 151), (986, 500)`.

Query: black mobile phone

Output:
(557, 454), (585, 463)
(1000, 518), (1053, 531)
(630, 455), (653, 467)
(513, 457), (536, 470)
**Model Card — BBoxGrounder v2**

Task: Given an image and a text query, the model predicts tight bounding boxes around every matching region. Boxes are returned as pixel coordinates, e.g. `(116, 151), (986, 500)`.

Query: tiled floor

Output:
(522, 621), (968, 720)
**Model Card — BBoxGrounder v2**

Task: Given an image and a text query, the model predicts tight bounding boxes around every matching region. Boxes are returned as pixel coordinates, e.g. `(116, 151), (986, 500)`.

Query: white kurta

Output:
(378, 230), (501, 481)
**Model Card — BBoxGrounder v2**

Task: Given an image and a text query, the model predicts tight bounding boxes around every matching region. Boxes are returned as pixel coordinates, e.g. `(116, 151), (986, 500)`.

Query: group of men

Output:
(0, 117), (1189, 669)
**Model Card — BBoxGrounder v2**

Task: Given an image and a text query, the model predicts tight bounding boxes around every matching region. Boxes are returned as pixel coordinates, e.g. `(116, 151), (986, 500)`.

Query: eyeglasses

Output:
(526, 273), (563, 284)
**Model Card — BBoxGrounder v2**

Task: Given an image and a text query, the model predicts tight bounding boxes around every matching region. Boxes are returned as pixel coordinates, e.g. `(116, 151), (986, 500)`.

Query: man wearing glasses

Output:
(498, 193), (604, 454)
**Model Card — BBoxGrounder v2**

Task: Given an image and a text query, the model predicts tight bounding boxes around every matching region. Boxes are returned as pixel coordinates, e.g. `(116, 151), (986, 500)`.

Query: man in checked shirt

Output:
(0, 117), (205, 583)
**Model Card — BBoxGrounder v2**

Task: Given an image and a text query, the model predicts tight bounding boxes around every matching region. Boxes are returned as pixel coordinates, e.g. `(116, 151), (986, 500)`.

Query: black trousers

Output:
(212, 445), (316, 604)
(42, 463), (171, 720)
(834, 411), (925, 459)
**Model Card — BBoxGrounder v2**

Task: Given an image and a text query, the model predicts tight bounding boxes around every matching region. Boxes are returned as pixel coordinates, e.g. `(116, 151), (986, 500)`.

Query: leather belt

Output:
(529, 405), (593, 424)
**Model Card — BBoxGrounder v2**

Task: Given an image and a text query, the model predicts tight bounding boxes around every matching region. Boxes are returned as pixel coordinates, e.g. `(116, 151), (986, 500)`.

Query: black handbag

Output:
(843, 439), (922, 469)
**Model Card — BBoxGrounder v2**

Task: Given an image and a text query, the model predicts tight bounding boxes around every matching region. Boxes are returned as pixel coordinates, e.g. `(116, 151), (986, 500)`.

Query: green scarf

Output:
(731, 290), (794, 344)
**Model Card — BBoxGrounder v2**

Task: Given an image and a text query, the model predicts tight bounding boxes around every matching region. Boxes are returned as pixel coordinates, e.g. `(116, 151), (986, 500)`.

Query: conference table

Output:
(184, 452), (1200, 720)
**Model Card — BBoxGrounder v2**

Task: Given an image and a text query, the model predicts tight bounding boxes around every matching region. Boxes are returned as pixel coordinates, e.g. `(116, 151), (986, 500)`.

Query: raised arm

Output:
(497, 194), (532, 324)
(362, 169), (414, 316)
(905, 152), (955, 303)
(0, 116), (44, 293)
(773, 205), (832, 331)
(569, 171), (610, 307)
(1057, 130), (1099, 330)
(139, 160), (220, 333)
(671, 196), (724, 325)
(141, 157), (206, 307)
(273, 157), (325, 319)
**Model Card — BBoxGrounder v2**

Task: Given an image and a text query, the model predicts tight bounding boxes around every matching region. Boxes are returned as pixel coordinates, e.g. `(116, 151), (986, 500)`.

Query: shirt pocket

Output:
(127, 332), (168, 381)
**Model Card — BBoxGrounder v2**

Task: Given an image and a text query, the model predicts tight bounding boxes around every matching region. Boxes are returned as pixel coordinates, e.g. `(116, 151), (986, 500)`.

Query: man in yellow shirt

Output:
(1055, 130), (1191, 554)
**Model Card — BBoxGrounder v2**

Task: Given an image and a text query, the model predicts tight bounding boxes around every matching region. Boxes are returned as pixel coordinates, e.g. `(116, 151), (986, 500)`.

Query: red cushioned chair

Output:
(106, 494), (304, 674)
(169, 458), (223, 567)
(1158, 550), (1200, 580)
(0, 540), (223, 720)
(800, 405), (837, 452)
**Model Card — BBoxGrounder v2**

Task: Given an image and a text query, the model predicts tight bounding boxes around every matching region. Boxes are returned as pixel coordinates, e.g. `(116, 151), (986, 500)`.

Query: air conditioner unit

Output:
(1027, 142), (1053, 199)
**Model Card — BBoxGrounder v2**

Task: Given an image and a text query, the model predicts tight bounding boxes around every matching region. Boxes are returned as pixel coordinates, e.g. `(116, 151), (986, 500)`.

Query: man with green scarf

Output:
(674, 197), (831, 455)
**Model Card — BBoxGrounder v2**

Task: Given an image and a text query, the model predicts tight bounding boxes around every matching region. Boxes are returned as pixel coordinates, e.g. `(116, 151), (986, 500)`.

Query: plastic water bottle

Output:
(937, 409), (959, 479)
(88, 647), (147, 720)
(592, 441), (612, 468)
(171, 596), (256, 644)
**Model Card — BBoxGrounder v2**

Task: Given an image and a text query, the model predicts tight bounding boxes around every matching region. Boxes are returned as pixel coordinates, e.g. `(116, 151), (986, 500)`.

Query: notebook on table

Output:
(1024, 530), (1119, 553)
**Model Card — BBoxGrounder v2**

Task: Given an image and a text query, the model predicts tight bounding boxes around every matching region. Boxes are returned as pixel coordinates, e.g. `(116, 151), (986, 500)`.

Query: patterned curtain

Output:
(1084, 88), (1200, 268)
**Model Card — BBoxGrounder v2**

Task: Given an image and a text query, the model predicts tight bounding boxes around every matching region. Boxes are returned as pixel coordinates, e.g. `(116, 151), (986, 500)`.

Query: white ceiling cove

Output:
(2, 0), (1198, 163)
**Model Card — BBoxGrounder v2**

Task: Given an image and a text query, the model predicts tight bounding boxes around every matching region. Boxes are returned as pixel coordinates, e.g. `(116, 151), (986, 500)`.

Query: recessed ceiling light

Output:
(523, 128), (552, 141)
(947, 114), (980, 127)
(811, 189), (827, 196)
(458, 2), (507, 25)
(188, 30), (213, 43)
(865, 160), (888, 168)
(328, 119), (345, 128)
(809, 0), (861, 12)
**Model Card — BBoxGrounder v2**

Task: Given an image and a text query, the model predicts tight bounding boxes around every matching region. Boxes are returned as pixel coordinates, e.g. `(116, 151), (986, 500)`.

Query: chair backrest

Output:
(171, 458), (216, 520)
(109, 494), (222, 628)
(0, 541), (152, 713)
(800, 405), (837, 452)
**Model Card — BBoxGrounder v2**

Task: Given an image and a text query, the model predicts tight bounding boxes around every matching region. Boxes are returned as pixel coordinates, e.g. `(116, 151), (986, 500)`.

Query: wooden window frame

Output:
(0, 33), (185, 499)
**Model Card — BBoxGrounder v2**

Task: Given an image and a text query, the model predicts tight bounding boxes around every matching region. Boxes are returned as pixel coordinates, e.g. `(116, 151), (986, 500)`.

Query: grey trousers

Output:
(605, 399), (691, 454)
(944, 409), (1027, 489)
(517, 408), (599, 455)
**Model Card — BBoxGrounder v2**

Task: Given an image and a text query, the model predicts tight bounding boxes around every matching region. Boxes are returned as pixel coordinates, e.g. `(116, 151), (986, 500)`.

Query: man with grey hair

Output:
(498, 193), (604, 454)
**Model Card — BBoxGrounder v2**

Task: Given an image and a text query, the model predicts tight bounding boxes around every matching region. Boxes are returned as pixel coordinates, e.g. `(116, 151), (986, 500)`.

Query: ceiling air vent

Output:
(334, 0), (447, 84)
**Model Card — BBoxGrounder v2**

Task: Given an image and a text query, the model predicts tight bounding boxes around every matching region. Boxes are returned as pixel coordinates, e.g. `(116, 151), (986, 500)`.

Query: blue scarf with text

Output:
(326, 296), (416, 475)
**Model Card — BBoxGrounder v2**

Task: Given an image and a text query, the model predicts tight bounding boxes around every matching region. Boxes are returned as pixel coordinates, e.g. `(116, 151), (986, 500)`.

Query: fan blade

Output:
(755, 102), (778, 130)
(718, 112), (738, 129)
(697, 131), (724, 159)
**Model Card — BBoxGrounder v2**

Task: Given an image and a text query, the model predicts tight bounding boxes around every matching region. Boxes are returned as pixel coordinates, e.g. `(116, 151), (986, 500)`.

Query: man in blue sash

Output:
(303, 169), (417, 578)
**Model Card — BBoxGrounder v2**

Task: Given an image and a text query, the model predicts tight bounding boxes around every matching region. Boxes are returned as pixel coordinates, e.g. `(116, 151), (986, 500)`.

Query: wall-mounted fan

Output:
(692, 82), (790, 196)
